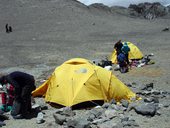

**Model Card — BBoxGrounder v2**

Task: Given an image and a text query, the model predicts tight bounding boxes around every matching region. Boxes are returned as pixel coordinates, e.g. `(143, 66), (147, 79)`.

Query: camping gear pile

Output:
(130, 53), (155, 68)
(92, 57), (113, 71)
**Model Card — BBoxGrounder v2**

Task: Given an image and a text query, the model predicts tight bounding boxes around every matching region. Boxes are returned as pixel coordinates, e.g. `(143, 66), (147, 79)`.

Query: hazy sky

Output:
(78, 0), (170, 7)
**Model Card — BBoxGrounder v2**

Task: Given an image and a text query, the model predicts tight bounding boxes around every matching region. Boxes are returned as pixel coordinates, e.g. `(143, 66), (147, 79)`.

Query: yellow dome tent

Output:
(110, 41), (143, 64)
(32, 58), (137, 107)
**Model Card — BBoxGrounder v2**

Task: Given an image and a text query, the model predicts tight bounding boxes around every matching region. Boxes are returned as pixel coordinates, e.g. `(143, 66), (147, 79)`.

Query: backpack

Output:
(121, 44), (130, 54)
(117, 53), (126, 62)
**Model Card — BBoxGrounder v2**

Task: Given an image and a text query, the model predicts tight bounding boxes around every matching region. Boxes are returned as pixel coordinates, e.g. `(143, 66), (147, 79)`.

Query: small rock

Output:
(144, 97), (159, 103)
(53, 113), (66, 125)
(89, 108), (103, 118)
(162, 27), (169, 31)
(110, 104), (121, 111)
(90, 124), (98, 128)
(121, 117), (129, 122)
(140, 83), (153, 91)
(98, 122), (123, 128)
(144, 98), (153, 103)
(76, 120), (91, 128)
(126, 83), (132, 87)
(55, 108), (64, 114)
(32, 104), (40, 109)
(40, 105), (48, 110)
(147, 87), (153, 91)
(122, 120), (139, 127)
(146, 83), (154, 89)
(151, 90), (161, 95)
(121, 99), (129, 108)
(92, 118), (108, 124)
(67, 119), (78, 127)
(132, 82), (137, 85)
(157, 103), (163, 109)
(67, 118), (91, 128)
(104, 109), (117, 119)
(94, 106), (102, 109)
(130, 97), (137, 102)
(142, 91), (152, 95)
(161, 91), (169, 95)
(110, 99), (116, 105)
(36, 112), (45, 124)
(62, 107), (75, 116)
(87, 114), (96, 121)
(152, 97), (159, 103)
(163, 103), (170, 108)
(55, 107), (75, 116)
(156, 110), (161, 116)
(102, 103), (110, 109)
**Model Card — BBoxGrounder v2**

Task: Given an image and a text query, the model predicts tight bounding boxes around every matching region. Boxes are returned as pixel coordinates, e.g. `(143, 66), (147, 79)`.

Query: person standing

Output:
(114, 40), (123, 55)
(5, 24), (12, 33)
(0, 71), (36, 119)
(8, 26), (12, 32)
(5, 24), (9, 33)
(121, 42), (130, 65)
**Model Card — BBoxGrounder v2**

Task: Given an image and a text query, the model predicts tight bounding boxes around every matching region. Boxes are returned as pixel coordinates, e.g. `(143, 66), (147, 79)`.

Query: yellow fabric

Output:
(32, 58), (137, 107)
(110, 41), (143, 64)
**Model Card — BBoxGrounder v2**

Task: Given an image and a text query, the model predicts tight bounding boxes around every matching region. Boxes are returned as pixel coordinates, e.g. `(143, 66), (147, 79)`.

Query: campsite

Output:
(0, 0), (170, 128)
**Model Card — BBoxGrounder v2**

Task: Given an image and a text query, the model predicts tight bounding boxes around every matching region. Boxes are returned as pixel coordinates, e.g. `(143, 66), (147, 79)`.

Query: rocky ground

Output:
(0, 0), (170, 128)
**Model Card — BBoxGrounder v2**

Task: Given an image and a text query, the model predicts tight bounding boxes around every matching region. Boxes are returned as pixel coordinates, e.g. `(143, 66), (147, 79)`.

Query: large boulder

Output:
(134, 103), (157, 117)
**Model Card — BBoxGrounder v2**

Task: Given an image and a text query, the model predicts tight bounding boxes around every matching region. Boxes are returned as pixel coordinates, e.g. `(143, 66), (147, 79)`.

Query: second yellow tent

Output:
(110, 41), (143, 64)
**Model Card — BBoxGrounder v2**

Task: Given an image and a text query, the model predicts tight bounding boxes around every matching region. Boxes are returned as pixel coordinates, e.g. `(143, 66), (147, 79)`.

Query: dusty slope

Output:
(0, 0), (170, 128)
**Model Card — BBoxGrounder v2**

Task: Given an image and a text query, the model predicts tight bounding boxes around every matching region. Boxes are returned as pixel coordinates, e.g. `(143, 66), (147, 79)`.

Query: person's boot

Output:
(12, 114), (23, 119)
(11, 101), (22, 119)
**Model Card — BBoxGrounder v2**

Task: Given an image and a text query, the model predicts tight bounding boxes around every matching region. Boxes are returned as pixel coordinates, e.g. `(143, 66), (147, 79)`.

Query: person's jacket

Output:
(0, 71), (35, 95)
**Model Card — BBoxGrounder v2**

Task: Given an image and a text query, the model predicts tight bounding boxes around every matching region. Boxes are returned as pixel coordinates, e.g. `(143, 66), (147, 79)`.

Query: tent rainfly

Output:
(32, 58), (138, 107)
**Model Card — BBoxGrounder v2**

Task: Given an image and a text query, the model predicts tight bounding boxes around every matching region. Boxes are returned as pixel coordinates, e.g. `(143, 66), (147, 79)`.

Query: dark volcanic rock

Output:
(140, 83), (154, 91)
(144, 97), (159, 103)
(128, 2), (168, 19)
(162, 27), (169, 32)
(134, 103), (157, 116)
